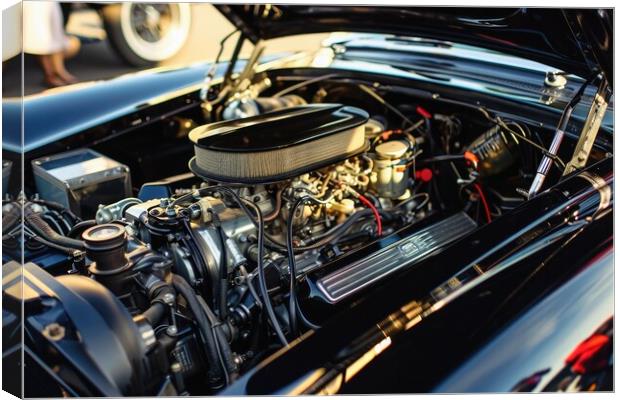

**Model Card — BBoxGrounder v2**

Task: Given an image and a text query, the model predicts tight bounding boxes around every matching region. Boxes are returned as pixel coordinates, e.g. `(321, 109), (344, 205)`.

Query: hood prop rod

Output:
(527, 73), (597, 198)
(199, 29), (241, 106)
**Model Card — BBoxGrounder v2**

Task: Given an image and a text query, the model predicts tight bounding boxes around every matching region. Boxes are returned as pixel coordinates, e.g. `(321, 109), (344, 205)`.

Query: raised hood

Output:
(216, 6), (612, 85)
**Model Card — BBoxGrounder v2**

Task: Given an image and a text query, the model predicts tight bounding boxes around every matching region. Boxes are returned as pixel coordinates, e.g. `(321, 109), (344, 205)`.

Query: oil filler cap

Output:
(83, 224), (126, 249)
(82, 223), (129, 274)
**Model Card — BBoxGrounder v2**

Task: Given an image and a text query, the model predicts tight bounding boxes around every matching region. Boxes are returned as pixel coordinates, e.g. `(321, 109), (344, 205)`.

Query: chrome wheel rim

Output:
(120, 3), (191, 62)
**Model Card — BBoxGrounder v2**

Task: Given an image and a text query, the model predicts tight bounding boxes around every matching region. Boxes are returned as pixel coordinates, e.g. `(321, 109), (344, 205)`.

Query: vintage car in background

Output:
(2, 2), (192, 66)
(2, 6), (613, 396)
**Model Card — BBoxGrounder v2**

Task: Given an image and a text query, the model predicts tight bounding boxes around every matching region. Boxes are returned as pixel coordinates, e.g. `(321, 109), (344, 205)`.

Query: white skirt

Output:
(23, 2), (70, 55)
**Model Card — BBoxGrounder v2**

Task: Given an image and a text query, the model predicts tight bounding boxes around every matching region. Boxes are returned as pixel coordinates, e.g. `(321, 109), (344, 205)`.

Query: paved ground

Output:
(3, 4), (326, 97)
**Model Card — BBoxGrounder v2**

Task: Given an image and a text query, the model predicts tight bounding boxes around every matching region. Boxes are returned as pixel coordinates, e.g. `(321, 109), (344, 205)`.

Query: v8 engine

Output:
(6, 96), (545, 395)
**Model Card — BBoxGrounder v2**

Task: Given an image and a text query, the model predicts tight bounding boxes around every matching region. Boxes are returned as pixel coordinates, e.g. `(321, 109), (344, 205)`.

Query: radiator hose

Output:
(25, 212), (85, 250)
(141, 282), (175, 326)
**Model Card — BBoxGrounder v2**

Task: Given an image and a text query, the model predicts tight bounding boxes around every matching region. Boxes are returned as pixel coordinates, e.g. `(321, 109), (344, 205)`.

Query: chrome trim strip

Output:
(317, 212), (477, 303)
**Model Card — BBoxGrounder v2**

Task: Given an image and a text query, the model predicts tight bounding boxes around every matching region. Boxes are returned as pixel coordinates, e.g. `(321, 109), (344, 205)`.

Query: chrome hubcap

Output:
(131, 4), (171, 43)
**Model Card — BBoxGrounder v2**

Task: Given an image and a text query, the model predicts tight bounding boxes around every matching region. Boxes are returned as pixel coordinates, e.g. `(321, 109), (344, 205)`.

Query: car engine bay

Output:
(3, 68), (612, 396)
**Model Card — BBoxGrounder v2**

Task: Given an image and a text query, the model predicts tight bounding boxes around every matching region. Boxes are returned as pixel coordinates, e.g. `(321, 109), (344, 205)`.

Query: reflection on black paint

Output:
(541, 317), (613, 392)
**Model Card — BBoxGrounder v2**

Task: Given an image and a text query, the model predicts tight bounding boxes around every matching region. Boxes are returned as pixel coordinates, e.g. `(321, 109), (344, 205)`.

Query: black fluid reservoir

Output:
(466, 125), (518, 177)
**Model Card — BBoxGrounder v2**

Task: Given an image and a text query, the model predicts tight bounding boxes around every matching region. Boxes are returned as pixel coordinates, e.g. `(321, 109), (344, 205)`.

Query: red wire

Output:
(473, 183), (492, 224)
(358, 194), (383, 236)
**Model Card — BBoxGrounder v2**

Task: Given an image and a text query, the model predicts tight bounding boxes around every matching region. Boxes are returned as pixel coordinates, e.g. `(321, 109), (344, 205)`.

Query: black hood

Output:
(216, 6), (612, 84)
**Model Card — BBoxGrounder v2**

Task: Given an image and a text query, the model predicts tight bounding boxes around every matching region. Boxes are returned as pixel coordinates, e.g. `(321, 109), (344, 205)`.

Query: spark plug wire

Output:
(339, 183), (383, 237)
(357, 194), (383, 237)
(473, 183), (492, 224)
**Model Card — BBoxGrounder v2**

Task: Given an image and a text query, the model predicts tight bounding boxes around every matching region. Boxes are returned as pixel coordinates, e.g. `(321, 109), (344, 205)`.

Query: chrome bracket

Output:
(563, 90), (609, 175)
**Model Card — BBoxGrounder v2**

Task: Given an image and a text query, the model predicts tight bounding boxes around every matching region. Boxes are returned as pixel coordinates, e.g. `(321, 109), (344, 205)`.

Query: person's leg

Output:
(50, 52), (77, 84)
(38, 55), (65, 87)
(63, 36), (81, 59)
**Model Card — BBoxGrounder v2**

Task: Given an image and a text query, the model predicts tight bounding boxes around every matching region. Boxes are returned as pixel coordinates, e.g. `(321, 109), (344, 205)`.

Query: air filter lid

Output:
(189, 104), (369, 183)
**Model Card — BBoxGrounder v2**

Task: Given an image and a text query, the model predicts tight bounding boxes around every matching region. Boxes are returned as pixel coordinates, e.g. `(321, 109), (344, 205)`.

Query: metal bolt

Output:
(332, 44), (345, 54)
(160, 198), (170, 208)
(171, 362), (183, 373)
(515, 188), (529, 198)
(166, 325), (178, 336)
(43, 323), (65, 341)
(165, 207), (176, 217)
(190, 206), (201, 220)
(163, 293), (175, 305)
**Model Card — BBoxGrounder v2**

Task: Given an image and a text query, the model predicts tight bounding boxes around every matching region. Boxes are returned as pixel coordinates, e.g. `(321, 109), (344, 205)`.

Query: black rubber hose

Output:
(196, 295), (239, 383)
(29, 235), (79, 255)
(171, 274), (227, 389)
(3, 238), (19, 249)
(133, 254), (170, 272)
(335, 231), (373, 246)
(295, 300), (321, 330)
(208, 210), (229, 320)
(263, 187), (283, 222)
(286, 198), (305, 337)
(67, 219), (97, 238)
(42, 213), (66, 235)
(25, 213), (85, 250)
(363, 192), (382, 209)
(286, 196), (325, 337)
(216, 224), (229, 320)
(181, 218), (217, 298)
(142, 302), (167, 326)
(30, 199), (79, 223)
(244, 199), (289, 347)
(49, 209), (73, 233)
(141, 281), (173, 325)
